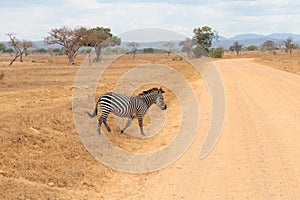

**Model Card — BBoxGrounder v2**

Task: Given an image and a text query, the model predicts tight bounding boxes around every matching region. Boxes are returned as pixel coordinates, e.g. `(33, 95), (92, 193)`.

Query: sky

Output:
(0, 0), (300, 41)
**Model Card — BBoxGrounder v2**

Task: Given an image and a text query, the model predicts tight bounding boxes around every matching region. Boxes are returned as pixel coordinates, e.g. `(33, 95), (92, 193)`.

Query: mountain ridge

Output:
(1, 32), (299, 50)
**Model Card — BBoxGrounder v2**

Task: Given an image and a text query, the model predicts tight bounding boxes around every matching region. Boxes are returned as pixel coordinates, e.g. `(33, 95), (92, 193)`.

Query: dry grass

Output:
(0, 53), (202, 199)
(223, 49), (300, 75)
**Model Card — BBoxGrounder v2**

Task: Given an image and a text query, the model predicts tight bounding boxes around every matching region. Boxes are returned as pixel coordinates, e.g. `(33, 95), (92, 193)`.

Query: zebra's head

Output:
(155, 88), (167, 110)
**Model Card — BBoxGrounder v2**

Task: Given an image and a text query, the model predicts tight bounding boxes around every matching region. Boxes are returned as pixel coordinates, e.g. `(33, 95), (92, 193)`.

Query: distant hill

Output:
(1, 32), (299, 51)
(0, 41), (61, 49)
(213, 33), (300, 49)
(228, 34), (265, 41)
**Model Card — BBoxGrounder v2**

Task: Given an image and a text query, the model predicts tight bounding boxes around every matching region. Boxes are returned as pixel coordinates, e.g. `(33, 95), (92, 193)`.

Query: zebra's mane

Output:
(138, 87), (163, 96)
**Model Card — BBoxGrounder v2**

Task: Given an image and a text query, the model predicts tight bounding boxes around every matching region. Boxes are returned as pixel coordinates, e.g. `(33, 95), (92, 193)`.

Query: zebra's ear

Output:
(159, 88), (165, 93)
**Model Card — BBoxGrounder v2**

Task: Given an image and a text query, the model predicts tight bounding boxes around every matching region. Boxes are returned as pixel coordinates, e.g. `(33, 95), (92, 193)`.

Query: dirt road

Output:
(0, 57), (299, 199)
(143, 58), (300, 199)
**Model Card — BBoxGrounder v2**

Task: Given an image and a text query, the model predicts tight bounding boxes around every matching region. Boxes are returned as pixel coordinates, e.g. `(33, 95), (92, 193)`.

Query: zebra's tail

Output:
(87, 100), (98, 118)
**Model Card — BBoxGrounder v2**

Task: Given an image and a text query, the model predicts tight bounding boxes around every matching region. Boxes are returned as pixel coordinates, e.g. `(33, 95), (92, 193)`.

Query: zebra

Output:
(88, 87), (167, 136)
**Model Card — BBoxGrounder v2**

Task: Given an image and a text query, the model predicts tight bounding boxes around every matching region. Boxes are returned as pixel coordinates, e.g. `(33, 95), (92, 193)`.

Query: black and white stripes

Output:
(88, 87), (167, 136)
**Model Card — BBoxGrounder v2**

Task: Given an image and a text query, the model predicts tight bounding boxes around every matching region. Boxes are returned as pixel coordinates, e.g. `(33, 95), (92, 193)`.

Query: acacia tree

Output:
(127, 42), (139, 60)
(84, 27), (121, 62)
(192, 26), (218, 54)
(284, 37), (294, 54)
(7, 33), (32, 66)
(232, 41), (242, 56)
(45, 26), (88, 64)
(163, 42), (175, 56)
(262, 40), (276, 50)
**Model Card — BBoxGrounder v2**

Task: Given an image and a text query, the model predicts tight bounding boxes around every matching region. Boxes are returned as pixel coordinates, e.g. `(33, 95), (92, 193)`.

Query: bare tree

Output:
(179, 38), (194, 58)
(277, 41), (285, 49)
(44, 26), (88, 65)
(163, 42), (175, 56)
(7, 33), (32, 66)
(127, 42), (139, 60)
(284, 37), (294, 54)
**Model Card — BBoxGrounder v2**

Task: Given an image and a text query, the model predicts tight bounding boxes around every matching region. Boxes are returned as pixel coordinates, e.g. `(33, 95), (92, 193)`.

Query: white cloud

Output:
(0, 0), (300, 41)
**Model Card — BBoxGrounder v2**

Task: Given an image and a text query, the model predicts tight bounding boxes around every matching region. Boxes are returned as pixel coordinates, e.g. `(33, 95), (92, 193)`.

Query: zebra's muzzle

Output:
(163, 105), (167, 110)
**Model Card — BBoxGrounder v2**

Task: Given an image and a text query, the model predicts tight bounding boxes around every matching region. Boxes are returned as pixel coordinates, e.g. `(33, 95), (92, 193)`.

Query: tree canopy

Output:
(44, 26), (121, 64)
(192, 26), (218, 53)
(45, 26), (88, 64)
(84, 27), (121, 62)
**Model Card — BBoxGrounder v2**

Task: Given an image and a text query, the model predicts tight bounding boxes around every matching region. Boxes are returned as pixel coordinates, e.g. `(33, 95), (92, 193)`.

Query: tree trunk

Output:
(67, 52), (75, 65)
(95, 45), (102, 62)
(9, 53), (20, 66)
(20, 53), (23, 62)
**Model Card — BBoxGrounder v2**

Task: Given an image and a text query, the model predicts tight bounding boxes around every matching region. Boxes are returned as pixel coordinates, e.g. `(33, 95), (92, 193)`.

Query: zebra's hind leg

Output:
(98, 117), (111, 135)
(97, 118), (102, 135)
(121, 117), (132, 134)
(138, 117), (145, 136)
(103, 120), (111, 133)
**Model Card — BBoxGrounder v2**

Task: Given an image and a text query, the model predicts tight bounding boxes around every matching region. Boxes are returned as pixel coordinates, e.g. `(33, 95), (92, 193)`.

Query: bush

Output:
(4, 48), (14, 53)
(32, 48), (47, 54)
(172, 56), (183, 61)
(210, 47), (225, 58)
(246, 45), (258, 51)
(142, 48), (155, 53)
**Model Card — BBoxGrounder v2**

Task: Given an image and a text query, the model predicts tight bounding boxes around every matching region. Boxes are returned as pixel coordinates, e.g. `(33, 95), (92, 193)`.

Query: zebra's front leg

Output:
(138, 117), (145, 136)
(121, 117), (132, 134)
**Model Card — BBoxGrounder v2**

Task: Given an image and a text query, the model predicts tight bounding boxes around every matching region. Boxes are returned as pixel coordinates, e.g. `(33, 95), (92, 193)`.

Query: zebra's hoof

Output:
(121, 130), (124, 134)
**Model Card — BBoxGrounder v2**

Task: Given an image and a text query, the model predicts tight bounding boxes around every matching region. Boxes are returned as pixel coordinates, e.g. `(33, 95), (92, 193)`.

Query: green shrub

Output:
(210, 47), (225, 58)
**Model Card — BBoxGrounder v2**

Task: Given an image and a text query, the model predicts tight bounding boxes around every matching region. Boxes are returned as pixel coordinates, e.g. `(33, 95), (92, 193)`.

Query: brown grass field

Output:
(0, 53), (203, 199)
(0, 51), (299, 199)
(224, 49), (300, 75)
